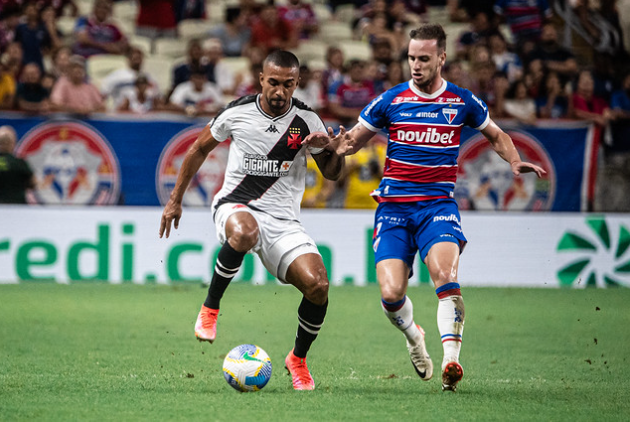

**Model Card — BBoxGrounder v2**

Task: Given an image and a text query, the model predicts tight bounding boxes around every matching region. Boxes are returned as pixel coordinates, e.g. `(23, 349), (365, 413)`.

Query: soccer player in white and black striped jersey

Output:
(159, 50), (345, 390)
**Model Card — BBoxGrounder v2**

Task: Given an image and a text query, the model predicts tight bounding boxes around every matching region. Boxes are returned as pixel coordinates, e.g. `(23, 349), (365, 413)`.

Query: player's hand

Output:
(302, 130), (330, 149)
(159, 200), (182, 238)
(330, 125), (355, 156)
(511, 161), (547, 178)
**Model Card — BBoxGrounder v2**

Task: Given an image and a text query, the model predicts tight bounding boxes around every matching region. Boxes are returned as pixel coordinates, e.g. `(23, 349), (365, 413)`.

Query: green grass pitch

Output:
(1, 283), (629, 421)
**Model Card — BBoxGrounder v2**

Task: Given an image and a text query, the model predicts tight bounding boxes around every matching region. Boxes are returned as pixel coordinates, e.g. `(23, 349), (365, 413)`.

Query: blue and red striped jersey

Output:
(358, 79), (490, 203)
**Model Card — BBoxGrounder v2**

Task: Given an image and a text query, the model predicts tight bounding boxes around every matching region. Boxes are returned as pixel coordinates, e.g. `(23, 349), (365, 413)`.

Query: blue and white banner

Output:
(0, 114), (594, 211)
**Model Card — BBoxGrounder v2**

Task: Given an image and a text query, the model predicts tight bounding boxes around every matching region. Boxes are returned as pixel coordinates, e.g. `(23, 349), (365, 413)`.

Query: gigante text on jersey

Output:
(243, 153), (292, 177)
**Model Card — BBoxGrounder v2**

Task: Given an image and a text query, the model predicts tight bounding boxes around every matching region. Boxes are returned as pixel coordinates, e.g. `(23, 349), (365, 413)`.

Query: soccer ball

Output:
(222, 344), (272, 392)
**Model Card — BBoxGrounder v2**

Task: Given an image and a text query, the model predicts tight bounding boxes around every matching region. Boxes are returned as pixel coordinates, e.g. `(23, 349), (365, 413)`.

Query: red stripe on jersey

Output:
(390, 123), (461, 147)
(392, 88), (463, 104)
(373, 195), (450, 203)
(384, 160), (458, 183)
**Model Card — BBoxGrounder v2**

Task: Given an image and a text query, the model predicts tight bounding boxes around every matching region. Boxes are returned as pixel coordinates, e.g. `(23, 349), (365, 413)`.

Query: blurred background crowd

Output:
(0, 0), (629, 210)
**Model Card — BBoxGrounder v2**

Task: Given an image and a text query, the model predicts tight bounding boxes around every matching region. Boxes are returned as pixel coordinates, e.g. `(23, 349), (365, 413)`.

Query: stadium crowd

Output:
(0, 0), (628, 210)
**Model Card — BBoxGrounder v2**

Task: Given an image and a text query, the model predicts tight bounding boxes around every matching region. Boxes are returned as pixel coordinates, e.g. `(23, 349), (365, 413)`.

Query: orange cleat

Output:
(194, 305), (219, 343)
(441, 361), (464, 392)
(284, 349), (315, 390)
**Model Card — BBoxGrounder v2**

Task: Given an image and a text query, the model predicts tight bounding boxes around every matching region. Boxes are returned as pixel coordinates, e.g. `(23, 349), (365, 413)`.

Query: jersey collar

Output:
(408, 78), (447, 99)
(255, 94), (294, 121)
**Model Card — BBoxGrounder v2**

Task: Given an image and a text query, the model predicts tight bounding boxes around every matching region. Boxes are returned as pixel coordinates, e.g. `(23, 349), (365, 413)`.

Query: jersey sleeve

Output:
(209, 108), (232, 142)
(358, 92), (390, 132)
(463, 89), (490, 131)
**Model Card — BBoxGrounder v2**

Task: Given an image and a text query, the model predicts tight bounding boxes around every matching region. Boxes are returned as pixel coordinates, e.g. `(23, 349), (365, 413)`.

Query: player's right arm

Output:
(159, 125), (220, 238)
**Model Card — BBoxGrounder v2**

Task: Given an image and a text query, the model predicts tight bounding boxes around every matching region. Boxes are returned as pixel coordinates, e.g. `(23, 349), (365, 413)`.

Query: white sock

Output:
(437, 295), (465, 366)
(381, 296), (423, 346)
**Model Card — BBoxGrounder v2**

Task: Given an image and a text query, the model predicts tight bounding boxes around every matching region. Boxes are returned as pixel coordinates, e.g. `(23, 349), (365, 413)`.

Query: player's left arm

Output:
(481, 119), (547, 177)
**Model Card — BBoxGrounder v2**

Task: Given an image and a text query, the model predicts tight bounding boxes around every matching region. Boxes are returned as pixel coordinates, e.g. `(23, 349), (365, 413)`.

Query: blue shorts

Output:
(372, 199), (467, 271)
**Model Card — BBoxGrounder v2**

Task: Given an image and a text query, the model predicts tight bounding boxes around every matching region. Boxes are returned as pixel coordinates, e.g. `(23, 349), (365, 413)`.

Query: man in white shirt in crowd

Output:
(168, 67), (225, 116)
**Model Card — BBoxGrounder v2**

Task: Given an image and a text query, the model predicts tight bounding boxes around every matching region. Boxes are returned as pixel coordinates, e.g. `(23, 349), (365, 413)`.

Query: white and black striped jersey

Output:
(209, 94), (326, 221)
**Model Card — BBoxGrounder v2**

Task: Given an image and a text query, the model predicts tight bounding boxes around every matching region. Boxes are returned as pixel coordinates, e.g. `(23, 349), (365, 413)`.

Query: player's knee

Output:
(432, 267), (456, 285)
(303, 268), (329, 304)
(380, 286), (405, 303)
(228, 223), (259, 251)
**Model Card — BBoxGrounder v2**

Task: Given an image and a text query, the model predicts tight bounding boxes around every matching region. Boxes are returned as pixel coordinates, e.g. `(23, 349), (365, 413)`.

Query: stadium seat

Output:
(334, 4), (356, 23)
(143, 55), (174, 93)
(179, 19), (217, 40)
(291, 40), (328, 64)
(154, 38), (188, 60)
(86, 54), (128, 89)
(338, 40), (372, 62)
(56, 16), (77, 39)
(313, 3), (333, 21)
(317, 22), (354, 43)
(221, 56), (250, 76)
(113, 1), (138, 22)
(128, 35), (154, 55)
(207, 1), (227, 24)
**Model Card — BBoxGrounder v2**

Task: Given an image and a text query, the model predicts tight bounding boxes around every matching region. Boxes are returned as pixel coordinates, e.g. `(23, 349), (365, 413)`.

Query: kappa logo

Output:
(443, 108), (458, 124)
(265, 124), (279, 133)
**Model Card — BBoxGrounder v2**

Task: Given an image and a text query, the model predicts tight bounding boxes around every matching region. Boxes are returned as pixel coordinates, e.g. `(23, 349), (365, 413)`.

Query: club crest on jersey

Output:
(288, 127), (302, 149)
(443, 108), (458, 124)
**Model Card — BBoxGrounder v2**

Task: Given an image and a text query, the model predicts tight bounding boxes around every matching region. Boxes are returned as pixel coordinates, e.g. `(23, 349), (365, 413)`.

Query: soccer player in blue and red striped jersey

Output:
(309, 23), (545, 391)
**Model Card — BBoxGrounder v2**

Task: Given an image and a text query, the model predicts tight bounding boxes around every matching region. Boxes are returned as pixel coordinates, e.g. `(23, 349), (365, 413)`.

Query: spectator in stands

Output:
(0, 125), (34, 204)
(1, 41), (22, 80)
(175, 0), (205, 22)
(50, 45), (70, 78)
(502, 79), (536, 125)
(293, 64), (322, 111)
(50, 54), (105, 114)
(489, 32), (522, 83)
(328, 59), (376, 127)
(360, 11), (405, 53)
(443, 60), (472, 89)
(278, 0), (318, 40)
(493, 0), (552, 49)
(0, 61), (15, 109)
(203, 38), (235, 96)
(14, 1), (61, 71)
(0, 6), (20, 53)
(608, 71), (630, 151)
(250, 3), (297, 54)
(73, 0), (128, 58)
(302, 153), (336, 208)
(469, 60), (501, 112)
(536, 70), (571, 119)
(168, 67), (224, 116)
(523, 58), (544, 98)
(342, 137), (386, 209)
(208, 7), (251, 58)
(101, 45), (160, 109)
(136, 0), (177, 39)
(526, 23), (578, 85)
(384, 59), (405, 90)
(41, 71), (53, 90)
(455, 12), (496, 60)
(448, 0), (495, 23)
(234, 62), (262, 98)
(39, 0), (78, 17)
(171, 38), (210, 92)
(15, 61), (50, 112)
(321, 46), (344, 97)
(572, 69), (612, 126)
(117, 74), (163, 114)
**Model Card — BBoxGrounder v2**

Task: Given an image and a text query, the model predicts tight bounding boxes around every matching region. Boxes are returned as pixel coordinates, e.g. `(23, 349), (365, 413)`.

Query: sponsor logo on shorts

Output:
(16, 121), (120, 205)
(433, 214), (461, 225)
